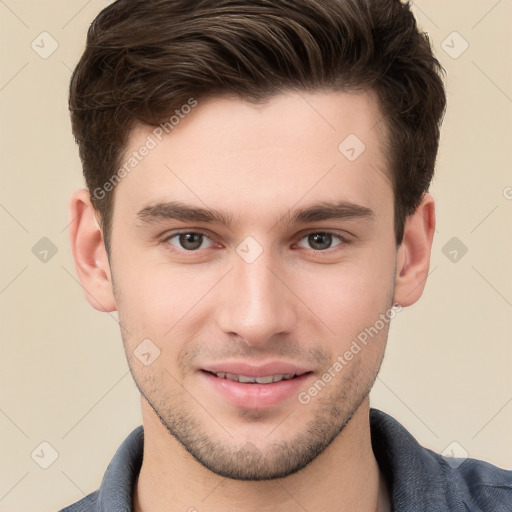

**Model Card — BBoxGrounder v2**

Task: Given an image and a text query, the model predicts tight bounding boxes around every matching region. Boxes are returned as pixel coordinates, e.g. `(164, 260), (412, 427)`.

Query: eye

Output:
(166, 232), (215, 251)
(296, 232), (344, 251)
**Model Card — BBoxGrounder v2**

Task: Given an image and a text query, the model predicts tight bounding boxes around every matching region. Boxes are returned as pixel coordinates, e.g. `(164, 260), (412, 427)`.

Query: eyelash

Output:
(163, 229), (218, 252)
(162, 229), (351, 254)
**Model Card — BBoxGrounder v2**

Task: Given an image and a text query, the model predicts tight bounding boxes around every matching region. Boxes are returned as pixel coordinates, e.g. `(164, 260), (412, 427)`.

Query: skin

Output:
(69, 90), (435, 511)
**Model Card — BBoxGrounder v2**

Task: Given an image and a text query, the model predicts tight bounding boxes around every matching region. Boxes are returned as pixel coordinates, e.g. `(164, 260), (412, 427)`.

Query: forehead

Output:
(114, 90), (392, 227)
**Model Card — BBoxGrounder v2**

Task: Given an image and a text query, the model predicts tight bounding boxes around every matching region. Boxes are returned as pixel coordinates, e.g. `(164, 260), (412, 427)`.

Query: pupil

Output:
(180, 233), (202, 250)
(309, 233), (332, 250)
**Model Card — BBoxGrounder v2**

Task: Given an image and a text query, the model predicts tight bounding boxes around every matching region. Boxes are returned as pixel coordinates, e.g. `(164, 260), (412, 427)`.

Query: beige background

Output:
(0, 1), (511, 510)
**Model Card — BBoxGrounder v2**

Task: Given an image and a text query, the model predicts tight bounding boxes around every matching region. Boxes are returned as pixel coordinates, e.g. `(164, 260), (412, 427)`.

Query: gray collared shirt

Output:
(59, 409), (512, 511)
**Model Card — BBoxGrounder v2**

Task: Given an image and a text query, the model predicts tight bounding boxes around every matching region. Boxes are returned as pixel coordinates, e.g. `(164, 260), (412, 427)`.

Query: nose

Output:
(215, 251), (299, 347)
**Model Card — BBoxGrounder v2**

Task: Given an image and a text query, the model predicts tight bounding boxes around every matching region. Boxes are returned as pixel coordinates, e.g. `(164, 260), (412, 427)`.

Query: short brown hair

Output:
(69, 0), (446, 252)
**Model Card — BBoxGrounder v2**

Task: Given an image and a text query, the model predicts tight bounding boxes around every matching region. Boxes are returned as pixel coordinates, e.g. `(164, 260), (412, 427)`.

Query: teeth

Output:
(256, 375), (274, 384)
(215, 372), (296, 383)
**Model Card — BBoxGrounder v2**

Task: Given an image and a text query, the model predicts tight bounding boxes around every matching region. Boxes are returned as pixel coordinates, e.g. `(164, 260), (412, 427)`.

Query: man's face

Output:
(108, 90), (398, 479)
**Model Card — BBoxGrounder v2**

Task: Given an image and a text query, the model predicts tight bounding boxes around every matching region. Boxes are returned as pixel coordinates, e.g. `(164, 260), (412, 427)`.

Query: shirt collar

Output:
(370, 408), (450, 510)
(97, 424), (143, 511)
(94, 409), (449, 511)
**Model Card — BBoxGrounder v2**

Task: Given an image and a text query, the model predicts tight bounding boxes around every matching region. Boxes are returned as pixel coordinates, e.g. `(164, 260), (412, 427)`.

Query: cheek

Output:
(292, 251), (395, 342)
(111, 256), (176, 336)
(113, 255), (223, 344)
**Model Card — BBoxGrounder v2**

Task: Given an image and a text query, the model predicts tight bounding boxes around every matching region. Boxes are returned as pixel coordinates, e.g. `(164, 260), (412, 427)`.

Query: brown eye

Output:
(297, 232), (343, 251)
(168, 232), (212, 251)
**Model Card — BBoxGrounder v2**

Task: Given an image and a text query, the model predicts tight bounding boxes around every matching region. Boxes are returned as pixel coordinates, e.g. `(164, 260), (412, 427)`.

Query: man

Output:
(62, 0), (511, 510)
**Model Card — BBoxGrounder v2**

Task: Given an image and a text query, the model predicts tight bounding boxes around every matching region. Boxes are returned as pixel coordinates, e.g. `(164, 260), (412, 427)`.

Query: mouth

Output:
(199, 369), (314, 409)
(202, 370), (310, 384)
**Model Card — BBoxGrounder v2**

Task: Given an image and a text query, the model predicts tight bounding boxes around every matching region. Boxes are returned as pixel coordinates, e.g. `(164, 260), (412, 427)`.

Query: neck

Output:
(134, 397), (390, 512)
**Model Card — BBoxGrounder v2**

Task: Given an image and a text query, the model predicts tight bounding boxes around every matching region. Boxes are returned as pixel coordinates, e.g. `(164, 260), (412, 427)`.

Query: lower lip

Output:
(199, 371), (313, 409)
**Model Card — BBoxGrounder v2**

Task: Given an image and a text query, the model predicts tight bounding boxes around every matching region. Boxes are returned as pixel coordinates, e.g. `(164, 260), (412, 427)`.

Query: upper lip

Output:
(201, 361), (312, 377)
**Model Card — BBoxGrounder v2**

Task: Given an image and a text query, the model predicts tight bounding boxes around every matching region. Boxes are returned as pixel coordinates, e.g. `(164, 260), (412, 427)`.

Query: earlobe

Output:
(393, 193), (436, 307)
(68, 189), (117, 312)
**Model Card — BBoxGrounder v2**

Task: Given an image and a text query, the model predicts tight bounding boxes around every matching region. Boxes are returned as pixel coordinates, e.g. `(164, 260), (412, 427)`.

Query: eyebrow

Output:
(136, 200), (375, 228)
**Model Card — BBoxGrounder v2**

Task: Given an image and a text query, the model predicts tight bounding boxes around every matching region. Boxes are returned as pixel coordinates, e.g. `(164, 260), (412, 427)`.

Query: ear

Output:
(68, 189), (117, 312)
(393, 193), (436, 307)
